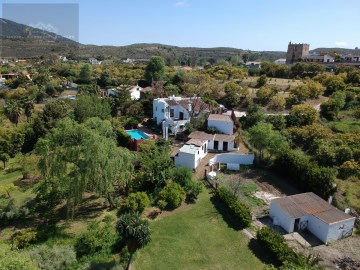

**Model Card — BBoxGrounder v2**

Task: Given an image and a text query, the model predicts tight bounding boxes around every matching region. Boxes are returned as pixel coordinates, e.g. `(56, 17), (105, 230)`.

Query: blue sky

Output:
(1, 0), (360, 51)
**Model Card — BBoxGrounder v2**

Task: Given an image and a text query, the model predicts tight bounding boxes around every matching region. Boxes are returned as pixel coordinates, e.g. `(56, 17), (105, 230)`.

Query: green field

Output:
(133, 190), (265, 270)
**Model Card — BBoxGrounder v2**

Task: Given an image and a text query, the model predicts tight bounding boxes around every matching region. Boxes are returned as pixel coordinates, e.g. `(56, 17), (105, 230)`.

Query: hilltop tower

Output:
(286, 42), (309, 64)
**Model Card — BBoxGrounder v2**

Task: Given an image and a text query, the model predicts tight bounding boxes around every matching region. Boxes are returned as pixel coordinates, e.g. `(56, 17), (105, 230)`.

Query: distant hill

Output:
(0, 18), (79, 58)
(1, 18), (357, 63)
(311, 47), (358, 55)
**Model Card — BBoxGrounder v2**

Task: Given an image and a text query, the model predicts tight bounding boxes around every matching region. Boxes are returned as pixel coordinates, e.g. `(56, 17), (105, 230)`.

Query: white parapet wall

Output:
(209, 153), (255, 166)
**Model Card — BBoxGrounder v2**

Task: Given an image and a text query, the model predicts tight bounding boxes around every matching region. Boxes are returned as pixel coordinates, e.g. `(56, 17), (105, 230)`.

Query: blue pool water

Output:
(126, 129), (150, 140)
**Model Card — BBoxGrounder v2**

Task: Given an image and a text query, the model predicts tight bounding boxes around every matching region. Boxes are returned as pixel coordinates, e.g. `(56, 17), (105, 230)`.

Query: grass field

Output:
(133, 190), (265, 270)
(240, 77), (301, 91)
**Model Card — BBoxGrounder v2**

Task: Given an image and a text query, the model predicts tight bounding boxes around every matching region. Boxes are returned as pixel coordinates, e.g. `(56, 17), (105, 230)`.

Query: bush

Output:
(11, 228), (37, 250)
(74, 218), (118, 258)
(171, 167), (202, 199)
(274, 149), (336, 198)
(158, 182), (186, 209)
(216, 187), (252, 227)
(29, 244), (77, 270)
(0, 243), (39, 270)
(256, 227), (295, 264)
(125, 192), (150, 212)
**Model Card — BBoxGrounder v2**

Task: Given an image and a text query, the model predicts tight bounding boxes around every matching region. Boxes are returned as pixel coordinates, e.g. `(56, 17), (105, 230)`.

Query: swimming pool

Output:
(126, 129), (150, 140)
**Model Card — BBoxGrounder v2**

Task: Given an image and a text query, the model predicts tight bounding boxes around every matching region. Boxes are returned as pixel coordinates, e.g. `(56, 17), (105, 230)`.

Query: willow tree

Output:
(35, 117), (134, 217)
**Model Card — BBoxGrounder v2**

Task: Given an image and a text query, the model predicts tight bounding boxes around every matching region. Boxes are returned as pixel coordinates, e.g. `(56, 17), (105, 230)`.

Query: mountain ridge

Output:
(0, 18), (357, 61)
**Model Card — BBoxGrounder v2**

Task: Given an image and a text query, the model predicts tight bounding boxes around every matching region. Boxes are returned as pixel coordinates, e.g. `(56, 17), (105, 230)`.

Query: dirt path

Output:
(195, 152), (217, 180)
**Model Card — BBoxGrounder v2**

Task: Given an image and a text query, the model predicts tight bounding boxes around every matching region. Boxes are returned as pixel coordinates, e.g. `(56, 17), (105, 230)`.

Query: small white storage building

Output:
(174, 139), (208, 170)
(207, 114), (234, 135)
(269, 192), (356, 244)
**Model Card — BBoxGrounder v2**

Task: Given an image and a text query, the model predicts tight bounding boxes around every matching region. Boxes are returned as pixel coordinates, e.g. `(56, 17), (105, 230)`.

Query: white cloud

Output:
(175, 1), (185, 7)
(335, 41), (348, 47)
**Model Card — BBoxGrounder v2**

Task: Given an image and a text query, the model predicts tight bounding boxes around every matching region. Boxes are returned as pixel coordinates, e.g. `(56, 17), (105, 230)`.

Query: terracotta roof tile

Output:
(188, 131), (215, 141)
(186, 138), (207, 147)
(214, 134), (235, 142)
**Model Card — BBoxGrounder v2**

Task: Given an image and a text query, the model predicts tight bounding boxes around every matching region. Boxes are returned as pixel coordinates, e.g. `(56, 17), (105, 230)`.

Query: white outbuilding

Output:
(207, 114), (234, 135)
(174, 139), (208, 170)
(269, 192), (356, 244)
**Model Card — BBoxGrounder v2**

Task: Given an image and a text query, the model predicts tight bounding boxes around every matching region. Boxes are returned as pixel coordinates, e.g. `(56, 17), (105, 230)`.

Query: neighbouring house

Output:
(188, 131), (238, 152)
(129, 85), (142, 100)
(174, 139), (208, 170)
(107, 85), (142, 100)
(89, 58), (102, 65)
(153, 96), (208, 138)
(341, 54), (360, 62)
(275, 58), (286, 65)
(302, 54), (334, 63)
(269, 192), (356, 244)
(245, 61), (262, 69)
(207, 114), (234, 135)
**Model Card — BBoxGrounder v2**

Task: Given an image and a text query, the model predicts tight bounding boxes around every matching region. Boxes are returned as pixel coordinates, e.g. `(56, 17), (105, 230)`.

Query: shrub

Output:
(274, 149), (336, 199)
(74, 219), (118, 258)
(256, 227), (295, 264)
(158, 182), (186, 209)
(0, 243), (39, 270)
(171, 167), (202, 199)
(11, 228), (37, 250)
(125, 192), (150, 212)
(29, 244), (77, 270)
(216, 187), (252, 227)
(338, 159), (360, 179)
(207, 126), (220, 134)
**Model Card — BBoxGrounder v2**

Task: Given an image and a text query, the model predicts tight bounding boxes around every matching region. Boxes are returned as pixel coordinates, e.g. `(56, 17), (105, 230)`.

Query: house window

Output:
(162, 109), (164, 113)
(170, 109), (174, 117)
(156, 107), (157, 111)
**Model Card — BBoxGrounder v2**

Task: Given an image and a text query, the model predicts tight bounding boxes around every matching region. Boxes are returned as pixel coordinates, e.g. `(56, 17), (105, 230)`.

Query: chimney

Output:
(345, 208), (350, 214)
(328, 196), (333, 204)
(188, 103), (192, 112)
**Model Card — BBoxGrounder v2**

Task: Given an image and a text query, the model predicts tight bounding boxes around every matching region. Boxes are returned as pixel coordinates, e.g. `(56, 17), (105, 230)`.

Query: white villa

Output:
(153, 96), (208, 137)
(270, 192), (356, 244)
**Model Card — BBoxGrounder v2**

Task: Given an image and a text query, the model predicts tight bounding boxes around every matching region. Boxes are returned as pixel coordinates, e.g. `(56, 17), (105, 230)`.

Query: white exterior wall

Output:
(175, 142), (208, 170)
(170, 105), (190, 120)
(153, 99), (191, 127)
(227, 163), (240, 170)
(208, 120), (233, 135)
(326, 218), (355, 243)
(130, 86), (142, 100)
(324, 55), (335, 63)
(207, 140), (237, 152)
(269, 201), (295, 233)
(209, 153), (255, 166)
(175, 152), (196, 169)
(153, 99), (167, 124)
(307, 215), (330, 243)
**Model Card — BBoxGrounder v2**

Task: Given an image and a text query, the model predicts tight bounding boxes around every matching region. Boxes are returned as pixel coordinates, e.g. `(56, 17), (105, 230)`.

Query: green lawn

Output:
(133, 190), (265, 270)
(0, 168), (35, 207)
(329, 119), (360, 133)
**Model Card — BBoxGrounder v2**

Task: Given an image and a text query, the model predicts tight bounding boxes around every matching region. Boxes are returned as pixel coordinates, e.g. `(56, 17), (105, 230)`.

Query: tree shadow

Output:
(248, 238), (278, 266)
(210, 195), (244, 231)
(88, 260), (117, 270)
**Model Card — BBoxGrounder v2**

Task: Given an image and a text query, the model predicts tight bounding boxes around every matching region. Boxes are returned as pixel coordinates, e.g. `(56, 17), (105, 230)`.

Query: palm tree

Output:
(4, 100), (22, 126)
(117, 212), (151, 270)
(22, 96), (35, 120)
